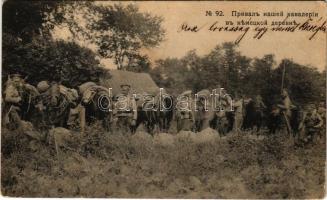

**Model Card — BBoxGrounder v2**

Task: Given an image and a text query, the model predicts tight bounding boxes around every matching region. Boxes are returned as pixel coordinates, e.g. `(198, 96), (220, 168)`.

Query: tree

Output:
(2, 1), (106, 88)
(78, 3), (165, 70)
(247, 54), (276, 105)
(150, 58), (190, 95)
(150, 42), (325, 108)
(3, 35), (106, 88)
(2, 0), (67, 42)
(125, 55), (151, 72)
(180, 50), (204, 92)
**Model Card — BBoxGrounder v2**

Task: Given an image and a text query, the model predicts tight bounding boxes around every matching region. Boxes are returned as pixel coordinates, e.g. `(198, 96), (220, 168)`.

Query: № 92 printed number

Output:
(205, 10), (224, 17)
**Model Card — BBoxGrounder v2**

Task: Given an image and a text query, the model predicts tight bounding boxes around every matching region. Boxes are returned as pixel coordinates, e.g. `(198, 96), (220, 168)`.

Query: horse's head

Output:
(81, 88), (97, 105)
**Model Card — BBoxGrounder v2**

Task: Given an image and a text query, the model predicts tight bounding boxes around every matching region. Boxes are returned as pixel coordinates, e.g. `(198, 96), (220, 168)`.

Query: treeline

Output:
(149, 42), (326, 108)
(2, 1), (325, 109)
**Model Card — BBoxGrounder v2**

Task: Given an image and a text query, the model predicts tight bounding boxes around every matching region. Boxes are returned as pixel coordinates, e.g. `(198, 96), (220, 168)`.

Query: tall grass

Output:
(1, 123), (325, 198)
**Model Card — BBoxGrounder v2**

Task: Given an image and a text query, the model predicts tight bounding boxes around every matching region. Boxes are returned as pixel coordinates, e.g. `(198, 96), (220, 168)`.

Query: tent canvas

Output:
(100, 70), (160, 97)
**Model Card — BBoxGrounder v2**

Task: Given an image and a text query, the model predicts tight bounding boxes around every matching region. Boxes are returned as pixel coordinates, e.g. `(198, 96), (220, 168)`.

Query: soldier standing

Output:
(3, 74), (24, 129)
(277, 89), (293, 118)
(233, 95), (244, 133)
(4, 74), (39, 128)
(299, 104), (323, 144)
(113, 84), (137, 134)
(277, 89), (295, 135)
(4, 74), (23, 105)
(176, 90), (194, 132)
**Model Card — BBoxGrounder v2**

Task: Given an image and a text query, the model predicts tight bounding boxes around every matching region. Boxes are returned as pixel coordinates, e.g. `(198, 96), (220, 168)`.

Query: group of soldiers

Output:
(3, 73), (139, 133)
(2, 73), (326, 145)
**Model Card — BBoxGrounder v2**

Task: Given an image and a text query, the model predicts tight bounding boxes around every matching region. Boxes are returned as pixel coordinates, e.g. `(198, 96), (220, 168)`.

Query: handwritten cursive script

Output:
(178, 17), (326, 44)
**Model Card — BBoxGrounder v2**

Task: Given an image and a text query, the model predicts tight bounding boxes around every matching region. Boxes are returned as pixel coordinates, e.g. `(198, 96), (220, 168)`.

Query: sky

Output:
(54, 1), (326, 71)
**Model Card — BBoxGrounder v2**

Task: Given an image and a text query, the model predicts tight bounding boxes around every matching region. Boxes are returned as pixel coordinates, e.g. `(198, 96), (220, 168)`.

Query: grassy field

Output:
(1, 122), (325, 198)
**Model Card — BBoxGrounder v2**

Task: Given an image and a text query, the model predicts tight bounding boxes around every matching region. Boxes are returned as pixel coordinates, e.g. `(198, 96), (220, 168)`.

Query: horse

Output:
(140, 99), (158, 134)
(156, 93), (174, 132)
(267, 104), (302, 137)
(210, 111), (230, 135)
(242, 99), (264, 132)
(38, 82), (73, 128)
(80, 85), (112, 131)
(193, 90), (231, 134)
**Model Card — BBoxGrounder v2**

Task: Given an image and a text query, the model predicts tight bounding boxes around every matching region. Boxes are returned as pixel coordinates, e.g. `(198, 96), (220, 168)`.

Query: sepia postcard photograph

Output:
(1, 0), (326, 198)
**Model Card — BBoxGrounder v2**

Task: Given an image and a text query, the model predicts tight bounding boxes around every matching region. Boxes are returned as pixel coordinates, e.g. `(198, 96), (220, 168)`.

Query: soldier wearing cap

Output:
(4, 74), (24, 104)
(113, 84), (137, 134)
(4, 74), (39, 112)
(3, 74), (24, 128)
(176, 90), (194, 132)
(3, 73), (39, 128)
(299, 103), (323, 144)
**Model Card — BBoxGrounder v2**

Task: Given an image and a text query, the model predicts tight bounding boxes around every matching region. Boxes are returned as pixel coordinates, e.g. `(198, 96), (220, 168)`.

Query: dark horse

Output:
(133, 93), (174, 134)
(156, 93), (174, 132)
(267, 105), (302, 137)
(242, 99), (264, 132)
(38, 82), (73, 128)
(136, 99), (158, 134)
(81, 85), (112, 131)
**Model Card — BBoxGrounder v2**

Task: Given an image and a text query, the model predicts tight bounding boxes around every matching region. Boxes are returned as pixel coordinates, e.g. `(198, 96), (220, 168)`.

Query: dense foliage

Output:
(150, 43), (326, 107)
(2, 35), (106, 87)
(2, 1), (164, 87)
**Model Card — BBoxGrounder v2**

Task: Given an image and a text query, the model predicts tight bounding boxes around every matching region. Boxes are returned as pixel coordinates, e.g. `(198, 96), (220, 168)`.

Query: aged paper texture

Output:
(2, 1), (326, 198)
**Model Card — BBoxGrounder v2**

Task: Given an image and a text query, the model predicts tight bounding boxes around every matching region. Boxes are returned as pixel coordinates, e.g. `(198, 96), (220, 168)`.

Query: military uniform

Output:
(113, 84), (137, 134)
(194, 89), (211, 132)
(276, 90), (295, 135)
(4, 74), (38, 105)
(299, 105), (323, 143)
(233, 98), (244, 132)
(277, 90), (294, 118)
(176, 90), (194, 132)
(4, 74), (39, 122)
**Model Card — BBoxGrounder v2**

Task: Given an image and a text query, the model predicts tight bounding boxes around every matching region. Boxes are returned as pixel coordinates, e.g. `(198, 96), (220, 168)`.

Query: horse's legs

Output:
(162, 117), (167, 132)
(102, 115), (110, 131)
